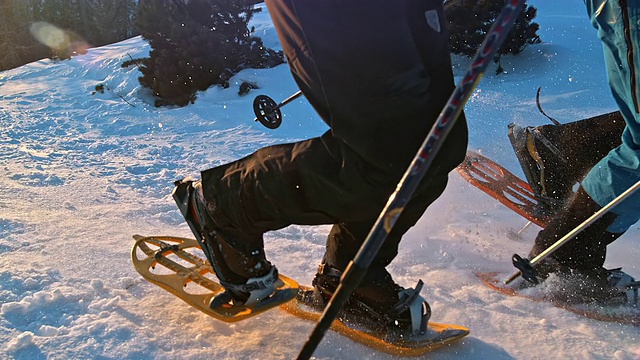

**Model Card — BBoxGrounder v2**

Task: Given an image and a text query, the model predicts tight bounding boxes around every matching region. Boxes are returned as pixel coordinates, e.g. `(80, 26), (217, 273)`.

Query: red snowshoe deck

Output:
(457, 151), (549, 227)
(131, 235), (298, 322)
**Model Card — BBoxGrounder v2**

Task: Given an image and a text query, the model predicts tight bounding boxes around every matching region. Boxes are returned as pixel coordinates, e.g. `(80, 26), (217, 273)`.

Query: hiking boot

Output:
(172, 178), (282, 307)
(301, 264), (431, 335)
(508, 113), (625, 216)
(528, 187), (622, 273)
(526, 187), (634, 304)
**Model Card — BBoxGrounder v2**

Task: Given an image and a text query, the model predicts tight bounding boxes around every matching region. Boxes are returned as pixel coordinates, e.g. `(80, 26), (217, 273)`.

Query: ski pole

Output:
(296, 1), (526, 358)
(274, 90), (303, 109)
(505, 178), (640, 285)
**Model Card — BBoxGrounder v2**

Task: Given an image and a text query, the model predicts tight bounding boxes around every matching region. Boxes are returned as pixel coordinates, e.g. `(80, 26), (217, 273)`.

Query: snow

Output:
(1, 0), (639, 359)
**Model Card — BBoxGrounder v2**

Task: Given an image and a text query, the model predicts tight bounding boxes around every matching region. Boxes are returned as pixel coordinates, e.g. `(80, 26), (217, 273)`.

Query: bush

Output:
(445, 0), (540, 72)
(135, 0), (284, 107)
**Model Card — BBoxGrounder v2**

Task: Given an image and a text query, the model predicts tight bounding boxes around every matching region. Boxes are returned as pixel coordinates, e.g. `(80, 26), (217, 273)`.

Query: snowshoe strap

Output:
(528, 127), (566, 163)
(317, 263), (342, 278)
(387, 280), (429, 335)
(625, 282), (640, 306)
(607, 268), (639, 306)
(172, 179), (221, 274)
(220, 266), (283, 306)
(524, 127), (567, 201)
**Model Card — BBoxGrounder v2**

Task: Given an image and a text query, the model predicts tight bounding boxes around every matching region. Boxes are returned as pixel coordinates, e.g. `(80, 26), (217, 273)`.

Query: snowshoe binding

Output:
(281, 264), (469, 356)
(508, 123), (572, 215)
(300, 264), (431, 337)
(172, 178), (296, 313)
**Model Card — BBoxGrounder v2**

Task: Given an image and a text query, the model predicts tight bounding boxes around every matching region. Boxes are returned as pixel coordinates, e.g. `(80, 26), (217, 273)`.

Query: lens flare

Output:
(30, 22), (69, 50)
(29, 21), (90, 56)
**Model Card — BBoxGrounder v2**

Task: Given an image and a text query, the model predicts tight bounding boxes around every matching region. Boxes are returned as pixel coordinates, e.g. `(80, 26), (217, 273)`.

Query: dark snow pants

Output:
(200, 0), (467, 282)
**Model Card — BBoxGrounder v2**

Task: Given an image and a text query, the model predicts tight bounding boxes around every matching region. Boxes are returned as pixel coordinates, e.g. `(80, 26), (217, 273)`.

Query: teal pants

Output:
(583, 0), (640, 232)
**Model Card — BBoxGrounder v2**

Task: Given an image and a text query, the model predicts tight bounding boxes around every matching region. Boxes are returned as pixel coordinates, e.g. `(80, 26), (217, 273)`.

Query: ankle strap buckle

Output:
(317, 263), (342, 278)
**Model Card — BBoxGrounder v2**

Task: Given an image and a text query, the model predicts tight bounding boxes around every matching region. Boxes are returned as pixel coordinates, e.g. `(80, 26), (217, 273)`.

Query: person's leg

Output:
(529, 187), (621, 273)
(266, 0), (467, 173)
(315, 174), (449, 310)
(520, 2), (640, 305)
(174, 0), (467, 318)
(527, 1), (640, 269)
(581, 1), (640, 233)
(183, 132), (400, 304)
(190, 125), (453, 331)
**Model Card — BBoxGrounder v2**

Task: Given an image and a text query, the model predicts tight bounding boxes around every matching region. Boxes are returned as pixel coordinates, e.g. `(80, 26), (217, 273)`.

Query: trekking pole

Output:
(506, 178), (640, 285)
(296, 1), (526, 358)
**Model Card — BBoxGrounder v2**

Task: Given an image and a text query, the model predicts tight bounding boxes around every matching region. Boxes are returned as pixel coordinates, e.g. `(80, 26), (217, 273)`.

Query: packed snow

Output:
(1, 0), (639, 359)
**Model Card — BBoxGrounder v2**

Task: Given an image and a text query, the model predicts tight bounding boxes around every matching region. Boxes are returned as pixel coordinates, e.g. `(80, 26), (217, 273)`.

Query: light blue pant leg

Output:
(583, 0), (640, 233)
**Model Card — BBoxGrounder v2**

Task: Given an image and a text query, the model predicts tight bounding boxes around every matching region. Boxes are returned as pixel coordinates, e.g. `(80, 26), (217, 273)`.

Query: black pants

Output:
(201, 0), (467, 282)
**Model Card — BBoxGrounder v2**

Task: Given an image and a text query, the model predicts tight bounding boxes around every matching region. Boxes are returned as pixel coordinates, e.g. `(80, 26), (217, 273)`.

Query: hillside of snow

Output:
(1, 1), (639, 359)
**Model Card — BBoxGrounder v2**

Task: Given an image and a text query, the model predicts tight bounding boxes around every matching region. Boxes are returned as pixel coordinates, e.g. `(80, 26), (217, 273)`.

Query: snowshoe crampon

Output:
(131, 235), (298, 322)
(280, 285), (469, 357)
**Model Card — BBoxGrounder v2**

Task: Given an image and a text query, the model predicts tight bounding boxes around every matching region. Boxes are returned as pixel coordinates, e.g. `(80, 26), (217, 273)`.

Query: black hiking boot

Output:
(520, 186), (638, 305)
(172, 178), (283, 307)
(528, 187), (621, 273)
(298, 264), (431, 336)
(508, 112), (625, 216)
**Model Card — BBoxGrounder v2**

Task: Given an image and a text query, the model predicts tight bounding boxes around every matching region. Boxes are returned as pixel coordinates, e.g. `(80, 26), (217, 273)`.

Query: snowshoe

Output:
(281, 264), (469, 356)
(478, 270), (640, 326)
(512, 261), (639, 307)
(306, 264), (431, 336)
(131, 235), (298, 322)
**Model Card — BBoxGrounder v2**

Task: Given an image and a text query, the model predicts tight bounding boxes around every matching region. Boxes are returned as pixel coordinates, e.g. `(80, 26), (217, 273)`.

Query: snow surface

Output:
(1, 0), (639, 359)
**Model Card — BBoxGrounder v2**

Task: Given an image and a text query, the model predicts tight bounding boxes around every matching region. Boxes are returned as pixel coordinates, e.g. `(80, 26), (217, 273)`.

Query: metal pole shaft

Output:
(277, 90), (303, 108)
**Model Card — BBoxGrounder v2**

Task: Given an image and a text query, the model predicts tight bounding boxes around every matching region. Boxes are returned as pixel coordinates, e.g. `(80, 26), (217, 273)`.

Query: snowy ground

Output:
(1, 0), (639, 359)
